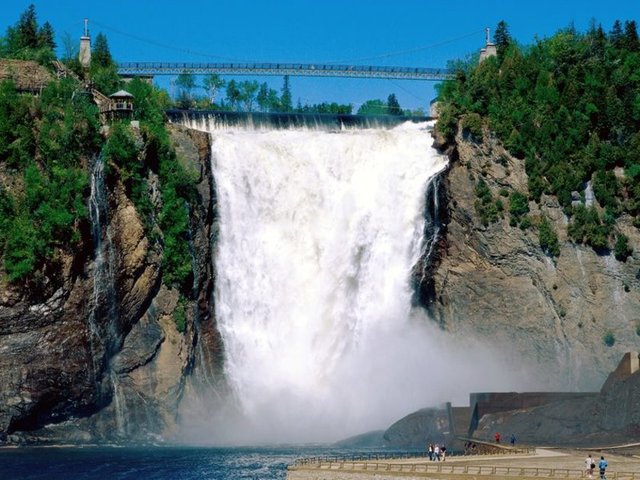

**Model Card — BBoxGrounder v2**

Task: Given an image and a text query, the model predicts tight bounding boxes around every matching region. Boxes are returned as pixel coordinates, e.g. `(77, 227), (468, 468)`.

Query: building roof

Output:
(0, 59), (53, 91)
(109, 90), (134, 98)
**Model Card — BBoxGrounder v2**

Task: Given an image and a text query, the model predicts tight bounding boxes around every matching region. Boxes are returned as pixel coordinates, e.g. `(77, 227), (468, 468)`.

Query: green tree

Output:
(89, 32), (120, 93)
(267, 87), (280, 112)
(175, 71), (197, 109)
(494, 20), (511, 60)
(92, 32), (113, 68)
(539, 216), (560, 257)
(13, 4), (38, 50)
(357, 99), (386, 115)
(3, 4), (55, 63)
(239, 80), (259, 111)
(509, 191), (530, 218)
(38, 21), (55, 50)
(387, 93), (402, 115)
(623, 20), (639, 51)
(203, 74), (225, 104)
(610, 20), (623, 47)
(614, 234), (633, 261)
(280, 75), (292, 112)
(461, 112), (483, 140)
(257, 82), (269, 112)
(225, 80), (241, 111)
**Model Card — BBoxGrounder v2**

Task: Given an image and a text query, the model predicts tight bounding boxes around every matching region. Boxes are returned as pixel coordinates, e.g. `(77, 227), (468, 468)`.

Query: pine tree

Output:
(387, 93), (402, 116)
(17, 4), (38, 49)
(280, 75), (292, 112)
(494, 20), (511, 60)
(92, 32), (113, 68)
(38, 21), (55, 50)
(225, 80), (241, 111)
(610, 20), (623, 47)
(623, 20), (639, 51)
(257, 82), (269, 112)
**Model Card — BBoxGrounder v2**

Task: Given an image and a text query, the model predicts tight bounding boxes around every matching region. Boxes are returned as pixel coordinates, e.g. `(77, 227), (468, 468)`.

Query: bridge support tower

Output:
(79, 18), (91, 68)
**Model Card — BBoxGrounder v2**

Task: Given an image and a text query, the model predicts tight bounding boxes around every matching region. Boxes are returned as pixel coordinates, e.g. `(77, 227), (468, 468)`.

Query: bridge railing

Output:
(116, 62), (455, 80)
(290, 459), (640, 479)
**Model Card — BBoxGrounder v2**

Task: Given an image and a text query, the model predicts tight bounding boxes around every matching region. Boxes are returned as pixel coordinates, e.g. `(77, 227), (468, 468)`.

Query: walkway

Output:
(116, 62), (455, 81)
(288, 448), (640, 480)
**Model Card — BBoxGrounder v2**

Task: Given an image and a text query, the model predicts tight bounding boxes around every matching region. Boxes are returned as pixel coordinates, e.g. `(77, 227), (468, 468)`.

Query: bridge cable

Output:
(324, 29), (485, 65)
(90, 20), (253, 62)
(91, 19), (482, 67)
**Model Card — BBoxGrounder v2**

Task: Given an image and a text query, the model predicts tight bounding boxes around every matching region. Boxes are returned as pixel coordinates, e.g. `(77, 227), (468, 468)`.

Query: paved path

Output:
(288, 447), (640, 479)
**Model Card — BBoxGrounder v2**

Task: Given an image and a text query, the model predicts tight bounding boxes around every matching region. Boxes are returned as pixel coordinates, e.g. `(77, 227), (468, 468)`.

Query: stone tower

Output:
(79, 18), (91, 68)
(479, 27), (497, 62)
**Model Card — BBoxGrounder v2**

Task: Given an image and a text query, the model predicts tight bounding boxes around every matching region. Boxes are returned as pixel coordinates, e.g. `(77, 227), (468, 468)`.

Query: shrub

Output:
(568, 205), (610, 251)
(603, 331), (615, 347)
(461, 112), (483, 140)
(539, 217), (560, 257)
(519, 216), (532, 230)
(509, 191), (530, 218)
(474, 179), (501, 226)
(173, 296), (188, 334)
(103, 122), (140, 186)
(614, 234), (633, 261)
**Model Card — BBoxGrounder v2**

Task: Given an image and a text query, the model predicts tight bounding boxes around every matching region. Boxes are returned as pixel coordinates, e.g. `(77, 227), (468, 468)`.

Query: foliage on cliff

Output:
(0, 6), (196, 299)
(0, 4), (55, 65)
(99, 79), (197, 294)
(0, 77), (99, 283)
(437, 19), (640, 255)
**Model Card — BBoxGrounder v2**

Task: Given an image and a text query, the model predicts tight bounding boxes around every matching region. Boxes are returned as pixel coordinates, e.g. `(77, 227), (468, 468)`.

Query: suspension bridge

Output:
(116, 62), (455, 81)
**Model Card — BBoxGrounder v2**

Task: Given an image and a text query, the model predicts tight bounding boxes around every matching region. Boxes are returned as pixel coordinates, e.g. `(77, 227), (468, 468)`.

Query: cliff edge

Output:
(423, 124), (640, 390)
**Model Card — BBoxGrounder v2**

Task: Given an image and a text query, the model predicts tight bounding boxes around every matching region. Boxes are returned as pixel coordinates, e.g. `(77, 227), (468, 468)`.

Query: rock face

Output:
(423, 126), (640, 391)
(383, 408), (450, 449)
(1, 119), (638, 445)
(0, 125), (223, 444)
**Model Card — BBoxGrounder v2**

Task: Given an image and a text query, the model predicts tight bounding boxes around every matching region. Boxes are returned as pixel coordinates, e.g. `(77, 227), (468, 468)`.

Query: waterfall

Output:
(183, 119), (457, 444)
(87, 154), (126, 436)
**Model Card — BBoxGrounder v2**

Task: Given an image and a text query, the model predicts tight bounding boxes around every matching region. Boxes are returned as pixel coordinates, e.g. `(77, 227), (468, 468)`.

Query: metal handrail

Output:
(116, 62), (455, 81)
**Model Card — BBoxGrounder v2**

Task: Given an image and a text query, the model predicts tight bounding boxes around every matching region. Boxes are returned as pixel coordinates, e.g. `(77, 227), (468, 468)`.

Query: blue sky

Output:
(2, 0), (638, 111)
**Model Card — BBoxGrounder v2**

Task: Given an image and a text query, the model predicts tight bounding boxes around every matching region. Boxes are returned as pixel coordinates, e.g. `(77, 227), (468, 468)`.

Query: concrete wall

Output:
(601, 351), (640, 393)
(468, 392), (598, 437)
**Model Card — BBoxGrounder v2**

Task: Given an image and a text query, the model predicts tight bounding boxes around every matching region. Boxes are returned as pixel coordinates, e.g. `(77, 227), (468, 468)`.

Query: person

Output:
(441, 445), (447, 461)
(585, 454), (594, 479)
(434, 444), (441, 461)
(598, 455), (608, 480)
(427, 443), (433, 461)
(494, 432), (501, 443)
(510, 433), (516, 446)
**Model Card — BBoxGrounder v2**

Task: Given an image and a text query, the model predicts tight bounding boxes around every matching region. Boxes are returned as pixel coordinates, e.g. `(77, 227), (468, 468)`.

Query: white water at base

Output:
(187, 121), (529, 445)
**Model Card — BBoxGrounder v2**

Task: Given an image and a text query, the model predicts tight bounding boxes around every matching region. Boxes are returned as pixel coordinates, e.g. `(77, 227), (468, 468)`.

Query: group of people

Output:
(493, 432), (517, 446)
(585, 454), (608, 480)
(426, 443), (447, 461)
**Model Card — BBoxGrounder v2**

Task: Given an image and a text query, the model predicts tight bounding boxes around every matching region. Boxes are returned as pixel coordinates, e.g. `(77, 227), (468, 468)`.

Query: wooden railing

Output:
(290, 460), (640, 479)
(292, 446), (536, 467)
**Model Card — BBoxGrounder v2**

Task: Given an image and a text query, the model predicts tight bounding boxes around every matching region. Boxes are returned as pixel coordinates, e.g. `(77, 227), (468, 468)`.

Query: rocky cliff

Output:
(423, 125), (640, 390)
(1, 119), (638, 445)
(0, 125), (223, 444)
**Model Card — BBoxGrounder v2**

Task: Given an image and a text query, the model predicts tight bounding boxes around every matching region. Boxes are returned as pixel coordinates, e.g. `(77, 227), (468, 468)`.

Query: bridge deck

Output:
(117, 62), (454, 81)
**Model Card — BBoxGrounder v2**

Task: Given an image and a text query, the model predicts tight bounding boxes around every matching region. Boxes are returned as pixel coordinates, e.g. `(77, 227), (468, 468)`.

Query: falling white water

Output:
(184, 120), (530, 445)
(88, 154), (126, 436)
